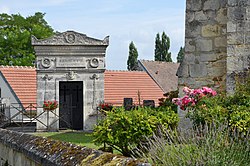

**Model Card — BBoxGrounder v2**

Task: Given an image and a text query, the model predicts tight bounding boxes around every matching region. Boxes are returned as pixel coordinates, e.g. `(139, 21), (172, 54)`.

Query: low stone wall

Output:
(0, 129), (150, 166)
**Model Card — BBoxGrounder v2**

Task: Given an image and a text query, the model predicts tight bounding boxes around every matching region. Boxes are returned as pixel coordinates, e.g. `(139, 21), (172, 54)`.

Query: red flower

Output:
(43, 100), (58, 111)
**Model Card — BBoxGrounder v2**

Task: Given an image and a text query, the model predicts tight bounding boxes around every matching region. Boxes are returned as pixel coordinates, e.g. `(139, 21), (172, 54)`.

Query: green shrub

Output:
(229, 105), (250, 132)
(158, 90), (178, 113)
(186, 94), (250, 133)
(93, 107), (179, 156)
(179, 72), (250, 132)
(187, 96), (229, 127)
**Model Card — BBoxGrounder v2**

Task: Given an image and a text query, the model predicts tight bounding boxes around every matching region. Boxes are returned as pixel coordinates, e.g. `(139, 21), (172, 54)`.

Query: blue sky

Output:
(0, 0), (186, 70)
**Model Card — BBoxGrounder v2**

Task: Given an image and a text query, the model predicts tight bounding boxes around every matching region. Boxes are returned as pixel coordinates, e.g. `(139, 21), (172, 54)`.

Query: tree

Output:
(154, 33), (161, 61)
(154, 31), (172, 62)
(177, 46), (184, 63)
(0, 12), (54, 66)
(127, 41), (139, 71)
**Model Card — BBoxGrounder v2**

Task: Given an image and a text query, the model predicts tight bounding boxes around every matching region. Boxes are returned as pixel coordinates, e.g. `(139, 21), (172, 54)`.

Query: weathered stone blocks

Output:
(180, 0), (249, 94)
(204, 0), (221, 11)
(189, 63), (208, 77)
(215, 37), (227, 47)
(186, 0), (203, 11)
(196, 39), (213, 52)
(202, 25), (221, 37)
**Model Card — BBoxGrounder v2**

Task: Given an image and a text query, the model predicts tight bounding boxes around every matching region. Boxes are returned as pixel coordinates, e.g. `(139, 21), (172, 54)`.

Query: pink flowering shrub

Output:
(172, 86), (220, 127)
(172, 86), (217, 110)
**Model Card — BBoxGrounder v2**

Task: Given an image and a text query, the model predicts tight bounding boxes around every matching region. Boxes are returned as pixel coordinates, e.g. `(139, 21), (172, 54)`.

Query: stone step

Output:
(5, 126), (36, 133)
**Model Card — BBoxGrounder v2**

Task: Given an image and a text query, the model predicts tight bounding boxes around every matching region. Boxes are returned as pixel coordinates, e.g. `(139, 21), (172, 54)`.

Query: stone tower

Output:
(32, 31), (109, 131)
(178, 0), (250, 93)
(177, 0), (250, 127)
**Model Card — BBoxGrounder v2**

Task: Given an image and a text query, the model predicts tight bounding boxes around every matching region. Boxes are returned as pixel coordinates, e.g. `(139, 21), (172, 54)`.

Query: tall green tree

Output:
(0, 12), (54, 66)
(127, 41), (139, 71)
(154, 31), (172, 62)
(177, 46), (184, 63)
(154, 33), (161, 61)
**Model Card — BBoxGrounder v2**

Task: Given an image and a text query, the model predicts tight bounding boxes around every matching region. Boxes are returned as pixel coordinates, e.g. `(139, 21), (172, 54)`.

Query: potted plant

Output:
(43, 100), (58, 111)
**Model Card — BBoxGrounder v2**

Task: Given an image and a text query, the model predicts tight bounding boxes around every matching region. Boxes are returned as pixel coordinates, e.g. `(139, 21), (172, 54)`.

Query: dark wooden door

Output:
(59, 81), (83, 130)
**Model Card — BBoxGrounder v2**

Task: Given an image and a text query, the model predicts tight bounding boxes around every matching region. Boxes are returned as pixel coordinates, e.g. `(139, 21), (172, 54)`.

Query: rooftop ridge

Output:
(139, 59), (179, 64)
(105, 70), (145, 72)
(0, 65), (36, 69)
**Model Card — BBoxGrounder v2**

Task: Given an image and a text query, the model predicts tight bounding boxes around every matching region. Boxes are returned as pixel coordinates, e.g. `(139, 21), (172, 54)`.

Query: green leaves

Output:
(188, 72), (250, 133)
(177, 46), (184, 63)
(93, 107), (179, 156)
(0, 12), (54, 66)
(154, 31), (172, 62)
(127, 41), (139, 71)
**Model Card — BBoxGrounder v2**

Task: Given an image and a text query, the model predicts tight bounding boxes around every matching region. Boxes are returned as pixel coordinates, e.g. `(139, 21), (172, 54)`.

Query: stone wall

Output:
(178, 0), (250, 92)
(177, 0), (250, 126)
(0, 129), (149, 166)
(226, 0), (250, 93)
(178, 0), (228, 91)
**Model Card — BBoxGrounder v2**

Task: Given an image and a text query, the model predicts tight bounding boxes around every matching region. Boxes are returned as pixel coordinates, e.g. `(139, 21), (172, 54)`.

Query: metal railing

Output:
(0, 103), (73, 132)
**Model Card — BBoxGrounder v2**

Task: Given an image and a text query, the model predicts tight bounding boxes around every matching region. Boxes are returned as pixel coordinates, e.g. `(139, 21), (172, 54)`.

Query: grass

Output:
(33, 130), (100, 150)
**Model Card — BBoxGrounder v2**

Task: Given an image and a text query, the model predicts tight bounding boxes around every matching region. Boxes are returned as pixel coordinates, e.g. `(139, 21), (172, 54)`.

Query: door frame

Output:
(58, 81), (84, 130)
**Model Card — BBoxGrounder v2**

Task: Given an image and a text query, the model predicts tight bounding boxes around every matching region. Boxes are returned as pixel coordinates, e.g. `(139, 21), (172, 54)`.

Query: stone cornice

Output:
(32, 31), (109, 46)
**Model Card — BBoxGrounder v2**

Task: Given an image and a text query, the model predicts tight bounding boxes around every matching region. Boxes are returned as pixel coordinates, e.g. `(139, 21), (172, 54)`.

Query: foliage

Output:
(43, 100), (58, 111)
(0, 12), (54, 66)
(173, 73), (250, 132)
(133, 124), (250, 166)
(93, 107), (179, 156)
(127, 41), (139, 71)
(177, 46), (184, 63)
(172, 86), (217, 111)
(154, 31), (172, 62)
(158, 90), (178, 112)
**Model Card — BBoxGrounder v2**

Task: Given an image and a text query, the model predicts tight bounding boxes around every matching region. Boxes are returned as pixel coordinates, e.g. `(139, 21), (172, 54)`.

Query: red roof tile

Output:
(0, 67), (164, 108)
(0, 66), (36, 107)
(104, 70), (164, 106)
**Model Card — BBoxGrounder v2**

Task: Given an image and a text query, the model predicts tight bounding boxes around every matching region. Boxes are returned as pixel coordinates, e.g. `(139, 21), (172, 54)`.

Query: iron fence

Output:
(0, 103), (73, 132)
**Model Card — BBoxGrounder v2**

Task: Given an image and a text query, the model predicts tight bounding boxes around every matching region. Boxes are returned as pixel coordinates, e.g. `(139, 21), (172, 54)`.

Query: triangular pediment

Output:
(32, 31), (109, 46)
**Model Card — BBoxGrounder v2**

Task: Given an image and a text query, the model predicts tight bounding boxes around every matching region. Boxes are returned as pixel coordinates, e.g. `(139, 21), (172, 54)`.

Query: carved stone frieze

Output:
(56, 57), (86, 68)
(66, 71), (77, 80)
(37, 57), (56, 69)
(41, 57), (52, 68)
(32, 31), (109, 46)
(89, 58), (99, 68)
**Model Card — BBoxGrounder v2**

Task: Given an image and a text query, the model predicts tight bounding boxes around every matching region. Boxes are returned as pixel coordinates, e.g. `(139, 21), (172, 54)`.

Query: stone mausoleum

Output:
(32, 31), (109, 131)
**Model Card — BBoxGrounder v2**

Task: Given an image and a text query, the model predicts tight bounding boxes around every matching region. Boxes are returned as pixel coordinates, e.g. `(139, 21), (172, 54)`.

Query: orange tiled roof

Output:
(0, 66), (36, 107)
(0, 67), (164, 107)
(104, 70), (164, 106)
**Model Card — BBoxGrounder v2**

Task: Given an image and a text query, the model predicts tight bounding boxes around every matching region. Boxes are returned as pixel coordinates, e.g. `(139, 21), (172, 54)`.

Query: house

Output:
(0, 66), (164, 107)
(105, 70), (164, 106)
(0, 66), (36, 107)
(138, 60), (179, 93)
(0, 66), (164, 129)
(0, 66), (36, 123)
